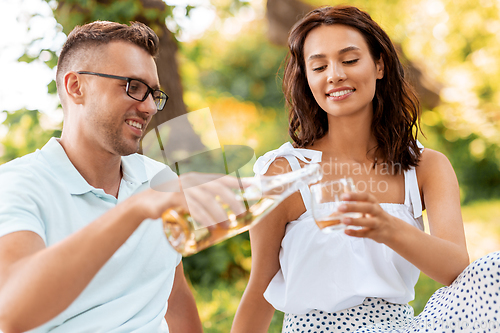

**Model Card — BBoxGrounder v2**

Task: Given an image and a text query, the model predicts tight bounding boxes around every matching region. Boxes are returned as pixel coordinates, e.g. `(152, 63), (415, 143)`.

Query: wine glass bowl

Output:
(310, 178), (362, 233)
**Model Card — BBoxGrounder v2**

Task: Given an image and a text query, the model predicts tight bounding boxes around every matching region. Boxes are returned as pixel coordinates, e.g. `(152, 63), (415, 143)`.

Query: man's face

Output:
(79, 41), (159, 156)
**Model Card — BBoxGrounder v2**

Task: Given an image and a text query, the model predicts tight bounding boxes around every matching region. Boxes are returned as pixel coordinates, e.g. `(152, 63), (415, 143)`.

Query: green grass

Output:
(461, 199), (500, 226)
(409, 273), (444, 315)
(192, 279), (284, 332)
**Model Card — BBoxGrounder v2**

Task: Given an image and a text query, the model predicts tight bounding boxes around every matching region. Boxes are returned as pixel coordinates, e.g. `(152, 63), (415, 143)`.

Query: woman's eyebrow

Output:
(307, 46), (362, 62)
(307, 54), (326, 62)
(338, 46), (361, 55)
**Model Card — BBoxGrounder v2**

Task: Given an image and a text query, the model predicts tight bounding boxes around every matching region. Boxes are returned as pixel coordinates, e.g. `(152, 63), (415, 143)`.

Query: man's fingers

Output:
(171, 173), (251, 227)
(179, 172), (242, 190)
(201, 180), (247, 216)
(183, 194), (219, 228)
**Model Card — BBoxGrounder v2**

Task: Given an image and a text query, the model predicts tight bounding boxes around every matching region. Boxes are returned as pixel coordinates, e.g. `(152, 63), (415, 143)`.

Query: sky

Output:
(0, 0), (226, 131)
(0, 0), (63, 122)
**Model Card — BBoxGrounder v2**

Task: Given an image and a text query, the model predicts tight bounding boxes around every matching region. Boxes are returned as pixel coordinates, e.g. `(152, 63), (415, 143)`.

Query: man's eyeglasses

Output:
(77, 71), (168, 111)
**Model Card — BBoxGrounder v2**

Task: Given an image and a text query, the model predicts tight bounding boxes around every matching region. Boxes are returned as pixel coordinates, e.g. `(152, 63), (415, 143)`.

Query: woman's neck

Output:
(310, 113), (378, 163)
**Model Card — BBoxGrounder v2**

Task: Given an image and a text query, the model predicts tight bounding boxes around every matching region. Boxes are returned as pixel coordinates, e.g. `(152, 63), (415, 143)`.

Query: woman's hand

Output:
(338, 192), (401, 244)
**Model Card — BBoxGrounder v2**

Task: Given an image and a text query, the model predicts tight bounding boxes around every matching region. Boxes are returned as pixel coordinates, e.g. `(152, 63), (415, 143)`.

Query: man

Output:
(0, 21), (235, 332)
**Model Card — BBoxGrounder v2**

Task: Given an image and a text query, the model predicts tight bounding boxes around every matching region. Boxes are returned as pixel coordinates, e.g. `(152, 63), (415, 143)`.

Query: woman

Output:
(232, 5), (500, 333)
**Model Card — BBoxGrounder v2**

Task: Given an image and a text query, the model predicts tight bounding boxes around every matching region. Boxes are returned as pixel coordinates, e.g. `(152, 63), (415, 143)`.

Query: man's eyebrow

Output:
(130, 76), (160, 90)
(307, 46), (361, 61)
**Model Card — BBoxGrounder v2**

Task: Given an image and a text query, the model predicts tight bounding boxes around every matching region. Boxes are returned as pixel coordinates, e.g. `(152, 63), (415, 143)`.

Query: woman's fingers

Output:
(344, 225), (372, 238)
(338, 201), (380, 216)
(341, 191), (378, 203)
(342, 216), (376, 229)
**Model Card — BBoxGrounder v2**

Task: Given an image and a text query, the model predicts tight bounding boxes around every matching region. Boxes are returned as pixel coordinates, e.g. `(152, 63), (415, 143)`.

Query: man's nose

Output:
(138, 92), (158, 116)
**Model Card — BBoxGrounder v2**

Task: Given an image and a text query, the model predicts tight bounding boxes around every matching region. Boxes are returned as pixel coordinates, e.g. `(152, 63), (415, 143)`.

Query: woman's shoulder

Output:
(417, 148), (453, 172)
(265, 157), (295, 176)
(253, 142), (322, 176)
(416, 147), (456, 188)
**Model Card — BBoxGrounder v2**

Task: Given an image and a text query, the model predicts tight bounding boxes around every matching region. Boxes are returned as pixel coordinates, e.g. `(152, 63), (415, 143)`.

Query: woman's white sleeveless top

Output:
(253, 142), (425, 315)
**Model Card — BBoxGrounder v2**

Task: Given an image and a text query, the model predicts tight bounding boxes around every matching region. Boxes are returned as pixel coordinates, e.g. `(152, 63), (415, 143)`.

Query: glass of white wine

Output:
(310, 178), (362, 233)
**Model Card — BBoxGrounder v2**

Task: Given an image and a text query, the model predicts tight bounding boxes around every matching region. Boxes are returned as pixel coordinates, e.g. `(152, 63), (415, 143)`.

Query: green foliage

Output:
(181, 26), (287, 109)
(0, 109), (61, 164)
(193, 279), (285, 332)
(409, 274), (444, 315)
(179, 21), (290, 158)
(18, 53), (37, 64)
(54, 0), (143, 33)
(183, 233), (251, 286)
(461, 199), (500, 226)
(421, 121), (500, 203)
(48, 80), (58, 95)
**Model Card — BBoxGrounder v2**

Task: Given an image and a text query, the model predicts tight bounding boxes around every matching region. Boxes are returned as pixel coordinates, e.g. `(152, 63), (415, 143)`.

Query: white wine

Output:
(315, 211), (362, 232)
(311, 178), (363, 233)
(163, 163), (322, 256)
(315, 214), (343, 230)
(163, 194), (278, 256)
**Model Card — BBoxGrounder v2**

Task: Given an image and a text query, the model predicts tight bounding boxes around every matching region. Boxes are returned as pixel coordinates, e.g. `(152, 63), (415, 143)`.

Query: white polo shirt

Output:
(0, 137), (181, 333)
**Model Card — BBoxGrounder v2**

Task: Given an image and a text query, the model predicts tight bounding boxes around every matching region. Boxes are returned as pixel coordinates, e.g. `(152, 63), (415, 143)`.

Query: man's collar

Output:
(39, 138), (150, 195)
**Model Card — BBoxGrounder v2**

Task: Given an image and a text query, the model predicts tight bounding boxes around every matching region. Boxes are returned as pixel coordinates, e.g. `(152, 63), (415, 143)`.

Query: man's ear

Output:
(64, 72), (85, 104)
(376, 57), (384, 80)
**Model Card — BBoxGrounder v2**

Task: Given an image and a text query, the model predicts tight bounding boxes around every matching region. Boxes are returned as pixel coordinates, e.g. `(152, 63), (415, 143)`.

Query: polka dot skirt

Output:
(282, 297), (414, 333)
(282, 252), (500, 333)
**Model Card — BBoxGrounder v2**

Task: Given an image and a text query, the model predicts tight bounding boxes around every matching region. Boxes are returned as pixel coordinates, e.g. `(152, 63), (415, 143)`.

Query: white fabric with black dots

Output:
(283, 251), (500, 333)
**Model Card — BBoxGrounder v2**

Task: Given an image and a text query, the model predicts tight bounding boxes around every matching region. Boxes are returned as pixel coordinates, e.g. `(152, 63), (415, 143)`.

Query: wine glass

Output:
(310, 177), (362, 233)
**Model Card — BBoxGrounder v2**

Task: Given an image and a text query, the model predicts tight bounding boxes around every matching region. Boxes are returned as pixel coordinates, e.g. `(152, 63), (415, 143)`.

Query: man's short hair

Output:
(56, 21), (160, 103)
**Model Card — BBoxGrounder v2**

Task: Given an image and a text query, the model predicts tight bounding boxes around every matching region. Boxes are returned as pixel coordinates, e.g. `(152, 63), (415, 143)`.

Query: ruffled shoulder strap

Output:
(253, 142), (322, 175)
(253, 142), (322, 211)
(404, 140), (425, 219)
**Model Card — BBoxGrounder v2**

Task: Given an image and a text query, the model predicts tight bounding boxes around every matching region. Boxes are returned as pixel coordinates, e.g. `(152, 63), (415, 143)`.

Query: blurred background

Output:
(1, 0), (499, 331)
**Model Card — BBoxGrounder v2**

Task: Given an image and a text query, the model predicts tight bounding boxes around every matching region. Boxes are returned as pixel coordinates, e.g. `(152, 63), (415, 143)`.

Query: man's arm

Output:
(0, 193), (162, 333)
(165, 261), (202, 333)
(0, 173), (241, 333)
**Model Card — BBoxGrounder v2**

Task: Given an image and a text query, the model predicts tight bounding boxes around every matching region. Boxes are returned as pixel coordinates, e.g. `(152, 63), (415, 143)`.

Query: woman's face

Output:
(303, 24), (384, 119)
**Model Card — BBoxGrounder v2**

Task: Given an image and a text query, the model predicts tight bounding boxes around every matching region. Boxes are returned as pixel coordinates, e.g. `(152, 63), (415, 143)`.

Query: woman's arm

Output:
(340, 149), (469, 285)
(165, 261), (202, 333)
(231, 159), (306, 333)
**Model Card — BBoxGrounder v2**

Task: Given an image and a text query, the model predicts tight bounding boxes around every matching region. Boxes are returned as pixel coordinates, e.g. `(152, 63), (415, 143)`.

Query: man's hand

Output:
(140, 172), (246, 228)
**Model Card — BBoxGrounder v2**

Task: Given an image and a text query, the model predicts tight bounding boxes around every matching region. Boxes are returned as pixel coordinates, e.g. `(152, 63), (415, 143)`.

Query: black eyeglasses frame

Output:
(77, 71), (168, 111)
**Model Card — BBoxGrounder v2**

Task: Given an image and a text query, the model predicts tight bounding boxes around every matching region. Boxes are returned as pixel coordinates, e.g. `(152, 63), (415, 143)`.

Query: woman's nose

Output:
(328, 63), (347, 83)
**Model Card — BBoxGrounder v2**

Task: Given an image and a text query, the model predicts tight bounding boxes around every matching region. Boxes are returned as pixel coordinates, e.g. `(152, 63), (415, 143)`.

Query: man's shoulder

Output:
(0, 149), (45, 176)
(0, 149), (56, 200)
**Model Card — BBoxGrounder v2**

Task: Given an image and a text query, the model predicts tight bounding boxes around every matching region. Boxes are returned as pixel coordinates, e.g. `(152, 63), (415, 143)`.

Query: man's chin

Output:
(115, 141), (140, 156)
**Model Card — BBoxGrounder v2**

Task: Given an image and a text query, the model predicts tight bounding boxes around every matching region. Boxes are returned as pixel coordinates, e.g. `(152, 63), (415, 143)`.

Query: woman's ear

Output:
(376, 58), (384, 79)
(64, 72), (85, 105)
